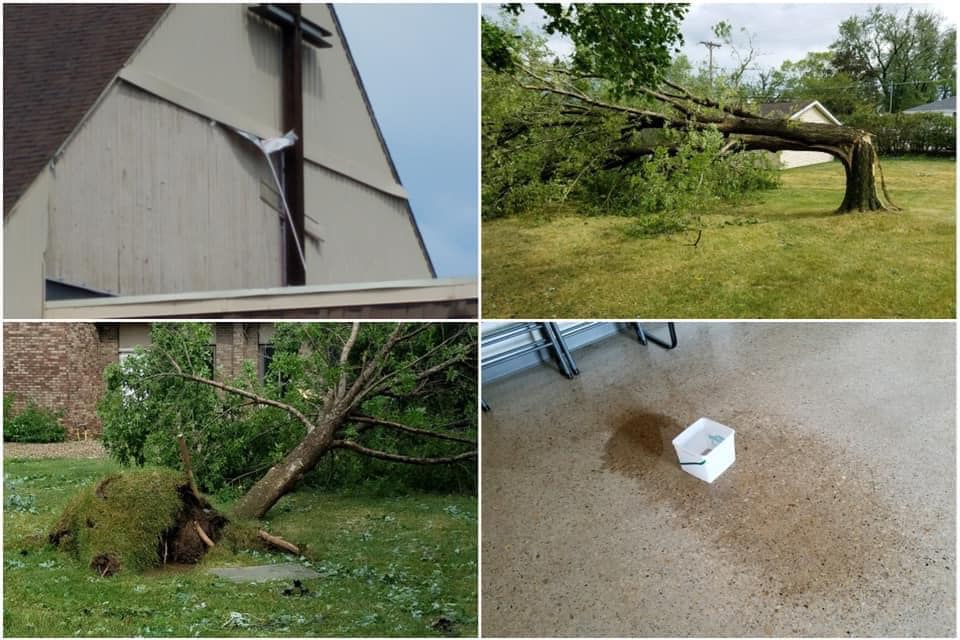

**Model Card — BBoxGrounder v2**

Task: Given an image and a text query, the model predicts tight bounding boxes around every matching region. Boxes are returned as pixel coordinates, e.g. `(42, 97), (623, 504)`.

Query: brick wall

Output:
(214, 323), (259, 380)
(3, 323), (115, 438)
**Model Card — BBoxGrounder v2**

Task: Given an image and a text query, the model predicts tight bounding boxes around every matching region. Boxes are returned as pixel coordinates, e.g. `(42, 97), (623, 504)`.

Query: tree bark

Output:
(231, 416), (340, 519)
(837, 135), (896, 212)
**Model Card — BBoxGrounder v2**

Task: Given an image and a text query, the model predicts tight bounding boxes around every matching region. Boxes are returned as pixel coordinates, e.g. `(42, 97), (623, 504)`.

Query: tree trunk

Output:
(232, 417), (339, 519)
(723, 127), (896, 213)
(837, 135), (897, 212)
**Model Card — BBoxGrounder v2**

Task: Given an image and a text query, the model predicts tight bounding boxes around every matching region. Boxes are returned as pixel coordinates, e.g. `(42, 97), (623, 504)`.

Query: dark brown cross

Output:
(249, 4), (332, 286)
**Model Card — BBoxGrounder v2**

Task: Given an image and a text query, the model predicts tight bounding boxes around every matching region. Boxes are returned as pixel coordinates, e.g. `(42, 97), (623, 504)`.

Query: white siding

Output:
(46, 83), (284, 295)
(303, 162), (432, 284)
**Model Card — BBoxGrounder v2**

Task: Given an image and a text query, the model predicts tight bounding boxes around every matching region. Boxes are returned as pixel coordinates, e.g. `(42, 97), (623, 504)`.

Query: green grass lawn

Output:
(3, 457), (477, 637)
(482, 157), (955, 318)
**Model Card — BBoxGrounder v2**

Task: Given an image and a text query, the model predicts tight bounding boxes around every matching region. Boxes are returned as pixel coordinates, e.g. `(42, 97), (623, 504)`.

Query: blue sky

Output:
(335, 4), (478, 278)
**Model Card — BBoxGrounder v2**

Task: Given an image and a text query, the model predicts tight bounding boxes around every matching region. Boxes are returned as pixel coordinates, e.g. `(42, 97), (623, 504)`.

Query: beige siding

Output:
(46, 82), (284, 295)
(303, 162), (432, 284)
(3, 169), (51, 318)
(126, 4), (283, 135)
(794, 106), (834, 124)
(300, 4), (400, 193)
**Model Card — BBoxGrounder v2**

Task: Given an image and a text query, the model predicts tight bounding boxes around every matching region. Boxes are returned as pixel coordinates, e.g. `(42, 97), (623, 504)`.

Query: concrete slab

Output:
(481, 323), (955, 637)
(209, 563), (319, 583)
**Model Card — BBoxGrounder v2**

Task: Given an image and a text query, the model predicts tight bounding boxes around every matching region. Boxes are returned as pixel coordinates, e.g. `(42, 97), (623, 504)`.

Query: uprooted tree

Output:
(56, 322), (476, 575)
(98, 322), (477, 519)
(483, 4), (897, 213)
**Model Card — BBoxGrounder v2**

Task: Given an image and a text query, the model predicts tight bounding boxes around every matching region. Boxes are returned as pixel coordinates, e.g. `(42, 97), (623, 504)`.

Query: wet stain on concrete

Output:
(603, 409), (910, 599)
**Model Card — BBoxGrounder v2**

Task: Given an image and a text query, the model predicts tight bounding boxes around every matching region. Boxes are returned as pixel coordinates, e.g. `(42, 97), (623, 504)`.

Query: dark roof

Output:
(903, 96), (956, 113)
(757, 100), (816, 119)
(3, 3), (169, 213)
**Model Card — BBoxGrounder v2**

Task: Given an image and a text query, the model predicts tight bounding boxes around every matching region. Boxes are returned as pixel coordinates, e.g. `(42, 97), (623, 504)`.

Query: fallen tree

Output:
(513, 66), (897, 212)
(483, 6), (897, 213)
(99, 323), (477, 520)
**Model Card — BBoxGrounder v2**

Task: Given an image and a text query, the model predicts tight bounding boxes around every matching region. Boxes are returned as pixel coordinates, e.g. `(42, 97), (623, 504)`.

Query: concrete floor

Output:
(481, 323), (955, 637)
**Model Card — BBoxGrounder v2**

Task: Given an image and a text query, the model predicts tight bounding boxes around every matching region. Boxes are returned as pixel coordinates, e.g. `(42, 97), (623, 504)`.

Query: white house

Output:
(757, 100), (841, 169)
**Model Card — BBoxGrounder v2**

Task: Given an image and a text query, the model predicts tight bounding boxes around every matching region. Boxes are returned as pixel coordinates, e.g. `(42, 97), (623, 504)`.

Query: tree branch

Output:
(347, 414), (476, 445)
(331, 439), (477, 465)
(166, 354), (316, 434)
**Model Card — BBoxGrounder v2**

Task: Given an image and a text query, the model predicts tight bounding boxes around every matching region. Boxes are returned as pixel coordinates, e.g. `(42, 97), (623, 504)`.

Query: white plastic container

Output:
(671, 417), (736, 483)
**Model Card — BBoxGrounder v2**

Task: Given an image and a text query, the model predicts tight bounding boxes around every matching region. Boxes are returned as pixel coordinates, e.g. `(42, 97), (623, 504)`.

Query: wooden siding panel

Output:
(47, 83), (283, 295)
(3, 168), (51, 317)
(127, 4), (283, 135)
(303, 163), (432, 284)
(300, 4), (399, 190)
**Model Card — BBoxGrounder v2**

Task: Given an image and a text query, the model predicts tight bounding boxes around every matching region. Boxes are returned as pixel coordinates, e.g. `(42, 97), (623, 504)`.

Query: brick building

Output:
(3, 323), (277, 438)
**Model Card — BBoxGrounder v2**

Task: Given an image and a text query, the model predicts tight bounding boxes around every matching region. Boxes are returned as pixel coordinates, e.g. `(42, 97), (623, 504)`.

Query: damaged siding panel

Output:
(47, 83), (284, 296)
(126, 4), (283, 136)
(303, 163), (432, 284)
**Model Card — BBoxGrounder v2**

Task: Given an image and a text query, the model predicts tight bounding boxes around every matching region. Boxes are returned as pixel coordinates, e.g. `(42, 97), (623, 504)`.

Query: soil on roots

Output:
(49, 469), (229, 576)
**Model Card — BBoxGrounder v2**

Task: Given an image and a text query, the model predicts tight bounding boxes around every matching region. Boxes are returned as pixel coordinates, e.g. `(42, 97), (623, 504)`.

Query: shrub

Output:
(3, 399), (66, 443)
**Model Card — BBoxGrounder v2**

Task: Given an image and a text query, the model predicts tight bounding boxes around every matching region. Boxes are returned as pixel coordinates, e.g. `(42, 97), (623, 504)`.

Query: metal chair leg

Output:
(541, 322), (575, 378)
(636, 322), (678, 350)
(546, 322), (579, 375)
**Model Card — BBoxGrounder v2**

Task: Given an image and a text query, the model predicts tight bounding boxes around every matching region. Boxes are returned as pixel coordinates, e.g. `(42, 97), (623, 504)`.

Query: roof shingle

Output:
(757, 100), (816, 120)
(3, 3), (169, 213)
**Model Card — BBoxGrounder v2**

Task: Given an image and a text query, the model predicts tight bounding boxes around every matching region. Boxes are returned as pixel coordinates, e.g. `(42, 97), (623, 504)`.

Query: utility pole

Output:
(700, 40), (721, 88)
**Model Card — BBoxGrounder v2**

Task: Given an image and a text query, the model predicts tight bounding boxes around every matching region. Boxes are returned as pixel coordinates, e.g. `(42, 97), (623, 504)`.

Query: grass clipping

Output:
(49, 469), (228, 576)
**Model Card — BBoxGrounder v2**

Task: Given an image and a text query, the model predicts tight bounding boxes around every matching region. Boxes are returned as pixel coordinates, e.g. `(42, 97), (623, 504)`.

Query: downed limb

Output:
(331, 439), (477, 465)
(258, 530), (300, 554)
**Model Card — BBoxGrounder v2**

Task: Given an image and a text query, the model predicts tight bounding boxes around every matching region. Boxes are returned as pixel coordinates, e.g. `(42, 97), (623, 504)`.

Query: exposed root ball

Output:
(49, 469), (227, 576)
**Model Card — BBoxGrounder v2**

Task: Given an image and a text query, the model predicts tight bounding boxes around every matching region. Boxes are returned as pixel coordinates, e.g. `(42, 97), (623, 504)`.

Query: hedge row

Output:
(844, 112), (955, 156)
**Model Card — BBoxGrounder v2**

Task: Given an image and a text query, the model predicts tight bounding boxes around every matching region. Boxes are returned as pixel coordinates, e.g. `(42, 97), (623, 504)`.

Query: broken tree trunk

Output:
(715, 119), (897, 213)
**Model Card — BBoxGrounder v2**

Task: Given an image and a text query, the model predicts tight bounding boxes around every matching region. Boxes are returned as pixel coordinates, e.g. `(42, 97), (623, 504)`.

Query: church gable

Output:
(5, 3), (435, 313)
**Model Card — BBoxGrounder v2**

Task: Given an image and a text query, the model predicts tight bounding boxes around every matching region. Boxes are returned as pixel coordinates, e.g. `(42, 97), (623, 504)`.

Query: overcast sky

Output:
(485, 2), (956, 82)
(336, 4), (477, 278)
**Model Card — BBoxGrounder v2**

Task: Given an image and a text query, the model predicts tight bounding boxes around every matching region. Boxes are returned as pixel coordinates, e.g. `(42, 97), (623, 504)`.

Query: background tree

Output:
(752, 52), (873, 117)
(830, 6), (955, 112)
(100, 323), (477, 519)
